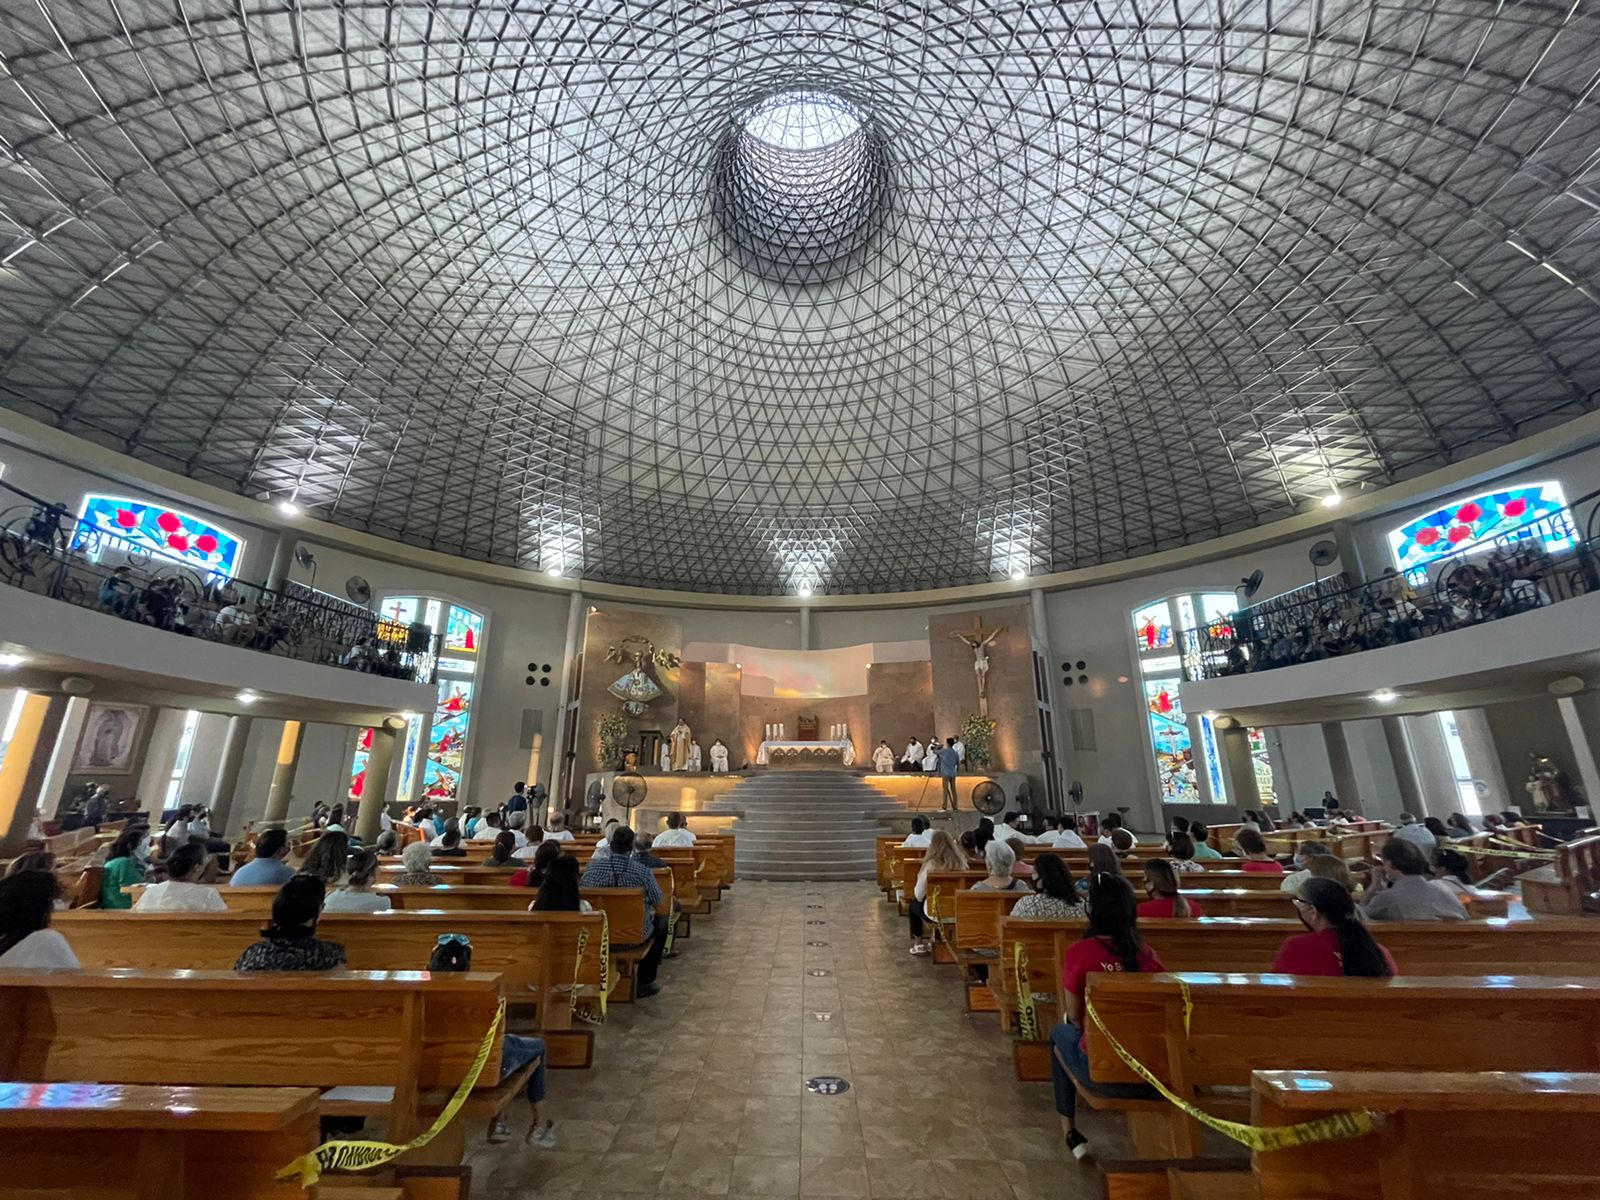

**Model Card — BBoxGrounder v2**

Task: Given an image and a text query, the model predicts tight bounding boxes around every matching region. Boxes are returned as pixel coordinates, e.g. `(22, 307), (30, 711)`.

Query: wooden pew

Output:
(655, 847), (702, 918)
(1520, 832), (1600, 916)
(1082, 973), (1600, 1158)
(0, 1082), (319, 1200)
(951, 888), (1027, 1011)
(1251, 1070), (1600, 1200)
(0, 968), (516, 1147)
(53, 911), (607, 1065)
(997, 915), (1600, 1078)
(378, 862), (529, 886)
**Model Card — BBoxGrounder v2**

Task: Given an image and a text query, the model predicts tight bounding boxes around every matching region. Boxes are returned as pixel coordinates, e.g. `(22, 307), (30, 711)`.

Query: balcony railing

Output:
(0, 482), (438, 685)
(1181, 488), (1600, 681)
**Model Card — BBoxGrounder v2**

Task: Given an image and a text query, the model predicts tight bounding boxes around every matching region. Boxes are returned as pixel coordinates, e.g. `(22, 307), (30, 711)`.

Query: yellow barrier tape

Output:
(571, 912), (611, 1025)
(276, 999), (505, 1187)
(1083, 992), (1375, 1153)
(1451, 841), (1557, 861)
(665, 909), (680, 955)
(1012, 941), (1038, 1041)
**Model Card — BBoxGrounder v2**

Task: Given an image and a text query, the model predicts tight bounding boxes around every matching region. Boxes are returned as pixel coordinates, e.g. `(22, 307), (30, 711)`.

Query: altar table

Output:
(757, 739), (856, 767)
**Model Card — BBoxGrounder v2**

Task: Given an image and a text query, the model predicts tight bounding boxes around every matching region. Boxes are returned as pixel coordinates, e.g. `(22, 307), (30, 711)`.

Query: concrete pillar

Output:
(354, 722), (402, 843)
(135, 708), (190, 809)
(37, 697), (89, 820)
(1218, 724), (1260, 811)
(264, 532), (296, 593)
(546, 592), (585, 813)
(1321, 722), (1359, 806)
(1381, 716), (1426, 817)
(1331, 518), (1365, 583)
(261, 719), (304, 828)
(1555, 694), (1600, 815)
(208, 715), (254, 835)
(0, 692), (70, 854)
(1031, 588), (1066, 810)
(799, 606), (812, 651)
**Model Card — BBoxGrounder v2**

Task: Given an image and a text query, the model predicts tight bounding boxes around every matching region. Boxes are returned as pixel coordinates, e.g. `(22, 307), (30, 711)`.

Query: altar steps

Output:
(702, 770), (913, 881)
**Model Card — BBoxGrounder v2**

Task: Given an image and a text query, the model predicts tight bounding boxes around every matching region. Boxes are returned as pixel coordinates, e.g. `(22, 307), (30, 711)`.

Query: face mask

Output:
(137, 837), (151, 857)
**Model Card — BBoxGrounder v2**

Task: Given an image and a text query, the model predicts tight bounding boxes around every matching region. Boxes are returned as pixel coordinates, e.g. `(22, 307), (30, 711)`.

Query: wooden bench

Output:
(1520, 832), (1600, 916)
(1251, 1069), (1600, 1200)
(54, 910), (609, 1065)
(0, 968), (518, 1149)
(0, 1081), (320, 1200)
(378, 862), (530, 886)
(1081, 973), (1600, 1158)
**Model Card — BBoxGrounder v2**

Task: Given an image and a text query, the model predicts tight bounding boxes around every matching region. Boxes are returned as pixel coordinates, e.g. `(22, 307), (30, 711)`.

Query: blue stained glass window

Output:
(1387, 482), (1574, 574)
(75, 494), (244, 578)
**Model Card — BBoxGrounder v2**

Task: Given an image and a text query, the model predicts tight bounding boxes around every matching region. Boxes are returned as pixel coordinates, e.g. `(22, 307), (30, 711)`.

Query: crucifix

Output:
(951, 614), (1006, 716)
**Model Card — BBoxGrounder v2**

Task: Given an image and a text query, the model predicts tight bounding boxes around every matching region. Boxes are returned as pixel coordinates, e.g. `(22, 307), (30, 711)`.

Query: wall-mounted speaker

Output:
(526, 661), (555, 688)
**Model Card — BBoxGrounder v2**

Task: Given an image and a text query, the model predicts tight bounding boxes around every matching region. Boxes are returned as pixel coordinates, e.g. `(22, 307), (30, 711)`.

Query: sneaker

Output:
(488, 1116), (511, 1144)
(909, 943), (931, 956)
(1066, 1129), (1090, 1161)
(527, 1120), (556, 1148)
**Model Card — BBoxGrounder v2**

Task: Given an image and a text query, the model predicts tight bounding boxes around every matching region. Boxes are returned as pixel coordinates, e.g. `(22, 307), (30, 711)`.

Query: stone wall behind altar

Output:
(929, 603), (1041, 777)
(575, 606), (684, 784)
(673, 661), (743, 764)
(867, 661), (934, 757)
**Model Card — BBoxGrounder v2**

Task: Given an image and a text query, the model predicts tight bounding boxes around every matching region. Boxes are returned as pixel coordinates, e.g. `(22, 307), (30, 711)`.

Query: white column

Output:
(1556, 695), (1600, 816)
(135, 708), (190, 811)
(1030, 588), (1067, 809)
(1380, 716), (1425, 817)
(207, 715), (254, 835)
(37, 697), (89, 820)
(1321, 722), (1359, 806)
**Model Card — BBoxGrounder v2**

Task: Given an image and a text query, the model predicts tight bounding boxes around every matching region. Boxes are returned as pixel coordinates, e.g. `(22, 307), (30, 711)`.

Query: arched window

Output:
(1387, 481), (1575, 577)
(75, 494), (245, 578)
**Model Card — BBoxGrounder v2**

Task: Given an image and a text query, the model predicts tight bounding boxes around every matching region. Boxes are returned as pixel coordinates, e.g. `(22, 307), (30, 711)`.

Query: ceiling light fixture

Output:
(545, 566), (562, 578)
(0, 653), (26, 669)
(277, 500), (301, 517)
(798, 583), (813, 598)
(1320, 492), (1342, 508)
(1010, 567), (1026, 581)
(236, 690), (260, 704)
(1372, 688), (1397, 703)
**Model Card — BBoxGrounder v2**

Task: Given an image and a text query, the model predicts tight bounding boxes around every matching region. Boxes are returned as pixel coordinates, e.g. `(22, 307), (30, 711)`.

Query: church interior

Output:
(2, 2), (1600, 1198)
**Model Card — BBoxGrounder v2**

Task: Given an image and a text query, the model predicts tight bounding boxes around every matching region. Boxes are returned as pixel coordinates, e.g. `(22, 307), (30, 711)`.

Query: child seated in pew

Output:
(425, 935), (556, 1147)
(1136, 859), (1204, 918)
(132, 842), (227, 912)
(324, 850), (390, 913)
(0, 870), (79, 969)
(1275, 878), (1396, 977)
(1050, 873), (1165, 1162)
(234, 875), (348, 971)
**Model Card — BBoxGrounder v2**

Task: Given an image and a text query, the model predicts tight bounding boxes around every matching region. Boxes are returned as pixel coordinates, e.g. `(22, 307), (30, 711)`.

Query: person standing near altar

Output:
(688, 740), (703, 771)
(658, 742), (671, 772)
(709, 738), (730, 773)
(669, 719), (692, 771)
(936, 738), (962, 812)
(901, 737), (924, 772)
(872, 741), (895, 773)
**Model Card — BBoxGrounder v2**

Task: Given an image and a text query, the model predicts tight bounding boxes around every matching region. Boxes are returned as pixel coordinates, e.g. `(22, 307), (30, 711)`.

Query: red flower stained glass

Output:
(1455, 502), (1483, 523)
(156, 511), (181, 533)
(1414, 527), (1440, 547)
(166, 534), (189, 551)
(1447, 525), (1472, 543)
(115, 509), (138, 528)
(195, 534), (218, 553)
(1503, 498), (1528, 518)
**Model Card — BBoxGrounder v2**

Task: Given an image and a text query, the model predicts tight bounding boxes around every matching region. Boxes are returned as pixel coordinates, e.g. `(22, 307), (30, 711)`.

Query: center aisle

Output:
(468, 881), (1099, 1199)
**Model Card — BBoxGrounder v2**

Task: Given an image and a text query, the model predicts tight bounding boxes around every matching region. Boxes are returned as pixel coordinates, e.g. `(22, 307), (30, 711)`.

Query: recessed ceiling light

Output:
(0, 653), (26, 669)
(1320, 492), (1342, 508)
(236, 690), (259, 704)
(277, 500), (301, 517)
(545, 566), (561, 578)
(798, 583), (813, 598)
(1372, 688), (1397, 703)
(1010, 568), (1026, 581)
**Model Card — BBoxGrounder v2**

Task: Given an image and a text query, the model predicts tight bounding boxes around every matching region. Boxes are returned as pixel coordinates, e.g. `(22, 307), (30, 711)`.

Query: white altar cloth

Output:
(757, 738), (856, 767)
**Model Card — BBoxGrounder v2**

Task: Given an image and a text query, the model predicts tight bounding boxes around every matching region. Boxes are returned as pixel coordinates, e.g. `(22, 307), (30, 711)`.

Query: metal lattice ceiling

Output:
(2, 1), (1599, 595)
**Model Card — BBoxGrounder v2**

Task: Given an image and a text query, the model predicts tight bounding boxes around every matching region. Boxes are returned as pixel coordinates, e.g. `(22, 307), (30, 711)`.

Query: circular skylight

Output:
(713, 90), (889, 285)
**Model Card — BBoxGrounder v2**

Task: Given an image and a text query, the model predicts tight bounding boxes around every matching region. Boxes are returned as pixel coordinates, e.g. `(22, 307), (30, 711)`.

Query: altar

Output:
(757, 738), (856, 767)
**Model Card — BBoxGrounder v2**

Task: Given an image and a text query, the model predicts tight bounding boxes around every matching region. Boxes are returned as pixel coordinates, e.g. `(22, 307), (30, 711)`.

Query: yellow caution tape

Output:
(1083, 991), (1376, 1153)
(276, 999), (505, 1187)
(665, 909), (680, 955)
(570, 912), (611, 1024)
(1012, 941), (1038, 1041)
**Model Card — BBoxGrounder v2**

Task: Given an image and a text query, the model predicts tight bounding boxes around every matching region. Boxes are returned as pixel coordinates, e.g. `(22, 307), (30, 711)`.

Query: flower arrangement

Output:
(597, 712), (631, 769)
(960, 713), (997, 769)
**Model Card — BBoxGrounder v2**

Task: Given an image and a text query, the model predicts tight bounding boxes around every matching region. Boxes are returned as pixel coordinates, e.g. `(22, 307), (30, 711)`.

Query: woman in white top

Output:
(323, 849), (392, 913)
(909, 831), (968, 955)
(133, 843), (227, 912)
(0, 870), (80, 969)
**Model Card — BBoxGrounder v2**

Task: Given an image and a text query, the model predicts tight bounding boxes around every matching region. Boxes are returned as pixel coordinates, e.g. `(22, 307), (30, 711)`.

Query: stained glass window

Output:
(1387, 482), (1574, 575)
(1143, 676), (1198, 803)
(75, 494), (244, 578)
(1249, 727), (1275, 804)
(351, 595), (484, 806)
(1131, 601), (1173, 652)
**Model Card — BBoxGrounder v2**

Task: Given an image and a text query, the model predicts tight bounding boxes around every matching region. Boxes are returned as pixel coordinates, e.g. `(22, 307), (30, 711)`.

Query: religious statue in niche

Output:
(709, 738), (730, 773)
(669, 719), (693, 771)
(605, 636), (681, 717)
(1525, 752), (1583, 814)
(951, 615), (1006, 717)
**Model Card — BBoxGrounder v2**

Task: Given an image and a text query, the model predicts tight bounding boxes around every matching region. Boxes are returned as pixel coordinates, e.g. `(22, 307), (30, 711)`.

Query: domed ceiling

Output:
(0, 1), (1597, 593)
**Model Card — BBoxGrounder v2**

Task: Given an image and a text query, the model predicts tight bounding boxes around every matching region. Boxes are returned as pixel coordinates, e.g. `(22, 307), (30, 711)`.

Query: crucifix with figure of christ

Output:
(952, 614), (1006, 716)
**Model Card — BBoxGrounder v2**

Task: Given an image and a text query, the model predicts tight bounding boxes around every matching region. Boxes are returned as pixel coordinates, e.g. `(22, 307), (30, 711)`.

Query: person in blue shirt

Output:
(936, 738), (961, 811)
(230, 828), (296, 887)
(506, 782), (528, 816)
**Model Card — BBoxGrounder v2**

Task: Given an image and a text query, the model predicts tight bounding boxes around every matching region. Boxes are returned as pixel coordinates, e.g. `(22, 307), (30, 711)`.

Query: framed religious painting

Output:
(71, 702), (148, 774)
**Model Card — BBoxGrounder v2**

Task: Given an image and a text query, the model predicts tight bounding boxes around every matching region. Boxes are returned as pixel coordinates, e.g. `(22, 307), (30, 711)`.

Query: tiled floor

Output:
(467, 881), (1100, 1199)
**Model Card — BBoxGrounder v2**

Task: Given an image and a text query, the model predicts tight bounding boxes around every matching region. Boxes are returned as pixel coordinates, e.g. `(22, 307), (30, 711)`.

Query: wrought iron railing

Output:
(0, 481), (438, 684)
(1181, 488), (1600, 681)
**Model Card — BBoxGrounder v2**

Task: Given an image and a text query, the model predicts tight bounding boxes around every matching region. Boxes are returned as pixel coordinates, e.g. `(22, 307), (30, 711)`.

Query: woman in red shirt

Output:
(1233, 827), (1285, 873)
(1274, 878), (1397, 977)
(1136, 858), (1204, 918)
(1050, 873), (1166, 1161)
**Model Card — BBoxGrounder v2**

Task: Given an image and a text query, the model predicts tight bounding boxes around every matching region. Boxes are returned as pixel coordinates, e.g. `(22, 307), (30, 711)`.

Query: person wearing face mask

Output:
(99, 825), (150, 909)
(1274, 878), (1397, 977)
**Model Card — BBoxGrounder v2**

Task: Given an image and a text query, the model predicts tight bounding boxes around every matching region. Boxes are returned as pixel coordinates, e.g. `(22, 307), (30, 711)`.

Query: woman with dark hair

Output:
(1049, 874), (1165, 1160)
(324, 850), (390, 913)
(133, 842), (226, 911)
(0, 871), (78, 968)
(510, 840), (562, 889)
(1421, 817), (1451, 847)
(1010, 853), (1084, 919)
(973, 817), (995, 854)
(1275, 878), (1396, 977)
(1074, 843), (1123, 895)
(530, 855), (591, 914)
(99, 825), (149, 909)
(301, 830), (351, 885)
(482, 831), (519, 868)
(1165, 831), (1203, 873)
(434, 828), (467, 859)
(233, 876), (347, 971)
(1429, 847), (1477, 896)
(1444, 812), (1478, 839)
(1137, 858), (1204, 918)
(1233, 828), (1284, 873)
